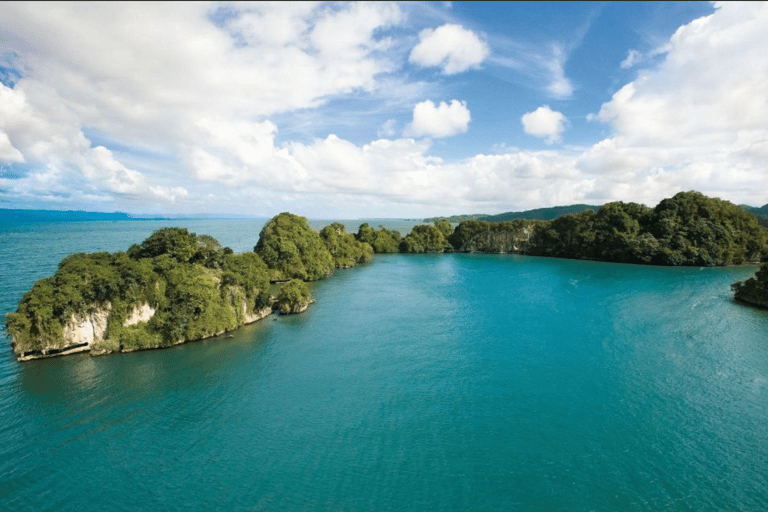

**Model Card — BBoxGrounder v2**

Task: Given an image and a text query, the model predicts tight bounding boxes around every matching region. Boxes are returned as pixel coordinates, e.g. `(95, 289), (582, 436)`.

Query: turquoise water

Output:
(1, 220), (768, 511)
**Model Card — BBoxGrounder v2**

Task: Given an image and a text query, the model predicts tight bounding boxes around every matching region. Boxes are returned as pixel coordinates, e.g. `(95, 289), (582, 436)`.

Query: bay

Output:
(1, 219), (767, 511)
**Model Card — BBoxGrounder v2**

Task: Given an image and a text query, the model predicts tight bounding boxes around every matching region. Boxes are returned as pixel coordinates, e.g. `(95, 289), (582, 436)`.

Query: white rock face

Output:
(244, 305), (273, 324)
(124, 303), (156, 326)
(62, 303), (112, 347)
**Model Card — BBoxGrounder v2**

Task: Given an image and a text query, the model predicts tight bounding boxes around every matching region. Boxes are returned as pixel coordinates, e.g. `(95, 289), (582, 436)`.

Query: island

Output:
(5, 191), (768, 361)
(732, 264), (768, 309)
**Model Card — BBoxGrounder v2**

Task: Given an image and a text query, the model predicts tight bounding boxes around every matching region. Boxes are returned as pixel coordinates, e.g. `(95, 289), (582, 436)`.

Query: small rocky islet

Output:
(5, 191), (768, 361)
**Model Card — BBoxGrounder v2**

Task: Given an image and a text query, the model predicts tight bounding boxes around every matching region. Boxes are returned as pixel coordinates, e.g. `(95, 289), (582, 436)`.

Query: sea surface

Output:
(1, 219), (767, 511)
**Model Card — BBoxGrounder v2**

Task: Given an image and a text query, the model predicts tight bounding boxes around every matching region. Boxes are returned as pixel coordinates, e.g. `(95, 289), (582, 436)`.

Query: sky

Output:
(0, 1), (766, 219)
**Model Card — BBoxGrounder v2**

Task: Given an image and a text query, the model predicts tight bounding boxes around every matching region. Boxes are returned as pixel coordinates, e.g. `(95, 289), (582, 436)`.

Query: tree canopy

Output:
(254, 212), (335, 281)
(320, 223), (373, 268)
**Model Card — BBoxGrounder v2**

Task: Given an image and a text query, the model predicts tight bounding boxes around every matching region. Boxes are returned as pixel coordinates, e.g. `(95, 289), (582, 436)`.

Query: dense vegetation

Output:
(276, 279), (314, 314)
(6, 190), (767, 361)
(527, 192), (767, 265)
(319, 223), (373, 269)
(6, 228), (274, 357)
(444, 192), (767, 266)
(732, 264), (768, 309)
(399, 224), (453, 253)
(355, 223), (402, 253)
(254, 212), (336, 281)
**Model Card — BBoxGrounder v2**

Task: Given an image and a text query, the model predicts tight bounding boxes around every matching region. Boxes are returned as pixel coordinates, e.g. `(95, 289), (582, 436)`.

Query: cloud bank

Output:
(0, 1), (766, 217)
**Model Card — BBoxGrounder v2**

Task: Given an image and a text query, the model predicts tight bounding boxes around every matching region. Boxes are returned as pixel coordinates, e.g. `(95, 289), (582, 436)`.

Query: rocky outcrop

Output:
(278, 298), (315, 315)
(461, 225), (537, 254)
(16, 304), (113, 361)
(732, 264), (768, 309)
(124, 303), (155, 326)
(244, 305), (274, 324)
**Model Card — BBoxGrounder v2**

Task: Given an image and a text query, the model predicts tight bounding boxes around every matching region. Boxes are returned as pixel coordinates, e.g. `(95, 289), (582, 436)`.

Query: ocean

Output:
(1, 218), (767, 511)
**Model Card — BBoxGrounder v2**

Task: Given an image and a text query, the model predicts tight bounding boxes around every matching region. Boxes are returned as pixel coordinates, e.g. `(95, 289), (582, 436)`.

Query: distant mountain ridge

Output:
(0, 209), (263, 221)
(428, 202), (768, 225)
(0, 209), (132, 222)
(480, 204), (601, 222)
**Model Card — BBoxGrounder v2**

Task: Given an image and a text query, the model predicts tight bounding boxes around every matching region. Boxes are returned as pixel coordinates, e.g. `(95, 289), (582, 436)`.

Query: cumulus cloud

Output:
(409, 23), (489, 74)
(583, 1), (768, 207)
(404, 100), (471, 138)
(0, 81), (187, 206)
(1, 1), (767, 217)
(521, 105), (567, 144)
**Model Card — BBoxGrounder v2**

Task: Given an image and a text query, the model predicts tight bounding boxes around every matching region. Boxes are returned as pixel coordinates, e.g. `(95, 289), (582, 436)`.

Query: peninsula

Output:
(6, 191), (768, 361)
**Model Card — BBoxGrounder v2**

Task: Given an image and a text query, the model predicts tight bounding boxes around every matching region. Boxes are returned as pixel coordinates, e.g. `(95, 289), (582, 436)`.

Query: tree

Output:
(128, 227), (198, 263)
(320, 223), (373, 268)
(254, 212), (335, 281)
(276, 279), (313, 314)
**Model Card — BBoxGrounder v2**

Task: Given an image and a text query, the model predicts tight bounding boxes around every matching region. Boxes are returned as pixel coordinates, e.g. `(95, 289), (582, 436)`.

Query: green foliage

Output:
(221, 252), (271, 310)
(732, 264), (768, 308)
(128, 227), (198, 263)
(434, 219), (454, 238)
(152, 264), (237, 343)
(6, 227), (274, 357)
(320, 223), (373, 268)
(5, 250), (164, 354)
(448, 219), (492, 250)
(526, 192), (767, 266)
(399, 224), (452, 253)
(254, 212), (335, 281)
(448, 191), (766, 266)
(276, 279), (313, 314)
(356, 223), (402, 253)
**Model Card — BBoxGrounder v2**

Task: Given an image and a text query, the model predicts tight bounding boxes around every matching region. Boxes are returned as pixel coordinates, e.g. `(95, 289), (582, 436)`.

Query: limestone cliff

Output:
(460, 224), (537, 254)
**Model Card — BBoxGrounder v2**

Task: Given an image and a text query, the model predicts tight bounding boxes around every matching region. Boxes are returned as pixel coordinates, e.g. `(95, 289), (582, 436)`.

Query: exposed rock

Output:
(462, 225), (536, 254)
(124, 303), (155, 326)
(279, 298), (315, 315)
(62, 304), (112, 348)
(16, 303), (112, 361)
(244, 305), (274, 324)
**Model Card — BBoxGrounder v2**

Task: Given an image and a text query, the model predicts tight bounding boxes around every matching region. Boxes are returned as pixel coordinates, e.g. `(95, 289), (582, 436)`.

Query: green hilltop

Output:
(6, 191), (768, 362)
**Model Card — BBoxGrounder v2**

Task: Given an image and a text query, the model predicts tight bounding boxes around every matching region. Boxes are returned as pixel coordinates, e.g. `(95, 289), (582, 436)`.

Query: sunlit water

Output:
(1, 220), (767, 511)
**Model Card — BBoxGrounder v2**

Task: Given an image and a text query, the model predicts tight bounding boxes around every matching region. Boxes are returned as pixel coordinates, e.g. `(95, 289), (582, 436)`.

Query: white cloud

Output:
(486, 36), (574, 99)
(620, 49), (642, 69)
(583, 1), (768, 207)
(405, 100), (471, 138)
(1, 1), (767, 217)
(0, 82), (187, 206)
(521, 105), (567, 144)
(409, 23), (489, 74)
(378, 119), (398, 138)
(0, 2), (403, 147)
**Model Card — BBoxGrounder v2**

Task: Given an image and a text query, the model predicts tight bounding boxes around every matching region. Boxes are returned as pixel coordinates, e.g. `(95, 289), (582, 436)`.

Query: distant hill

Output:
(423, 214), (489, 223)
(0, 208), (265, 222)
(424, 205), (600, 224)
(0, 209), (132, 222)
(480, 204), (601, 222)
(741, 204), (768, 229)
(428, 202), (768, 226)
(742, 204), (768, 218)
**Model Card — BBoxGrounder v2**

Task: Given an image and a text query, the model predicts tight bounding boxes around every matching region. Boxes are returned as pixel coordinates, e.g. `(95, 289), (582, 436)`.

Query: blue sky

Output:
(1, 1), (765, 219)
